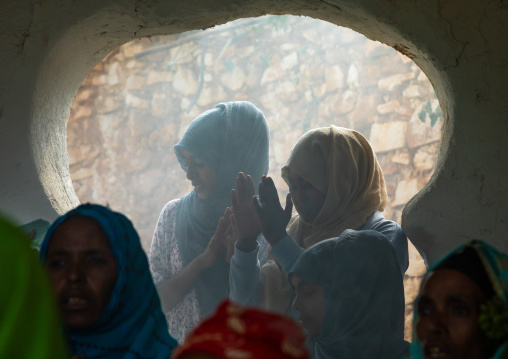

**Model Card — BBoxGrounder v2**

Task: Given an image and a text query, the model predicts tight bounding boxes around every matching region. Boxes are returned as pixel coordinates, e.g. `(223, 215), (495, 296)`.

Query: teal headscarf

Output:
(174, 101), (270, 318)
(40, 203), (178, 358)
(411, 240), (508, 359)
(289, 230), (409, 359)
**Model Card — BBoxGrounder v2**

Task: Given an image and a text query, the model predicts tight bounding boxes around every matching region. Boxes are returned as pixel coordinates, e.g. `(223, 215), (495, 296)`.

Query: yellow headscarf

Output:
(261, 126), (387, 314)
(282, 126), (387, 248)
(0, 215), (69, 358)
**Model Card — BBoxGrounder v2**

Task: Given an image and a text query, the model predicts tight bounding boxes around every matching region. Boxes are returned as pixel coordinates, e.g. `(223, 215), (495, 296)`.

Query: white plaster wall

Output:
(0, 0), (507, 263)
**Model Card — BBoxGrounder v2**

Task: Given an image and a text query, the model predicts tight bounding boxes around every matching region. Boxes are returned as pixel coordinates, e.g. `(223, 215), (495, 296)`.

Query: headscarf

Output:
(261, 126), (387, 314)
(174, 101), (270, 317)
(411, 240), (508, 359)
(282, 126), (387, 248)
(40, 204), (178, 359)
(0, 214), (69, 358)
(289, 230), (409, 359)
(172, 300), (310, 359)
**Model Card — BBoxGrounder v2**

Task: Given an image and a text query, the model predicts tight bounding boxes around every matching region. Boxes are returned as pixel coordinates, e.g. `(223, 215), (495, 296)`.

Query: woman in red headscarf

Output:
(172, 300), (310, 359)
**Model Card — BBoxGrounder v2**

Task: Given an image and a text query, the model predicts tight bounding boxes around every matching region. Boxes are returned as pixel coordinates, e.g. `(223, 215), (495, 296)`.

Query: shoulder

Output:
(159, 199), (182, 217)
(362, 210), (405, 241)
(154, 199), (182, 231)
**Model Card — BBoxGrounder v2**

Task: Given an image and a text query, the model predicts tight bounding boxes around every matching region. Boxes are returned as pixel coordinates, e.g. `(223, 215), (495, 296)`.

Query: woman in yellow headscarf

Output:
(229, 126), (408, 331)
(0, 214), (69, 358)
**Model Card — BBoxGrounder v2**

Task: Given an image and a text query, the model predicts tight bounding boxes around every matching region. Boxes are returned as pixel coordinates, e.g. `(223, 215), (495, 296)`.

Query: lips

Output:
(423, 340), (450, 359)
(191, 182), (203, 189)
(298, 316), (310, 326)
(60, 291), (92, 311)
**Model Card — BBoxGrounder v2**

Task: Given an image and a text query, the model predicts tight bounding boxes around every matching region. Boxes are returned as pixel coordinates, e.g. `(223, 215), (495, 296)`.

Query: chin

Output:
(65, 320), (95, 330)
(300, 213), (317, 223)
(300, 323), (319, 338)
(305, 328), (320, 338)
(64, 315), (99, 330)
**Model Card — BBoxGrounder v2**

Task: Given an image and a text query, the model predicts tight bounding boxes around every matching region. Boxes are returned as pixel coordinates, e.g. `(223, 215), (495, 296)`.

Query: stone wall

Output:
(67, 15), (438, 339)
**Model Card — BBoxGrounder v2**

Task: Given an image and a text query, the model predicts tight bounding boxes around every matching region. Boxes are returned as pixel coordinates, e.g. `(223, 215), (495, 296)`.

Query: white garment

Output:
(149, 199), (200, 343)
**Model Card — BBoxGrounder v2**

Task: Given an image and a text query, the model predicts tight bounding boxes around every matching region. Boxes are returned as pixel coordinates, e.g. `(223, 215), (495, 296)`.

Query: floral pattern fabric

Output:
(172, 300), (310, 359)
(149, 199), (201, 343)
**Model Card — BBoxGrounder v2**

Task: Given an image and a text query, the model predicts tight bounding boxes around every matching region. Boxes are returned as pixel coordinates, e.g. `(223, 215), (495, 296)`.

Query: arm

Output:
(229, 240), (262, 306)
(156, 245), (216, 312)
(365, 212), (409, 275)
(228, 173), (264, 306)
(153, 208), (231, 312)
(381, 223), (409, 275)
(229, 174), (295, 305)
(270, 235), (304, 274)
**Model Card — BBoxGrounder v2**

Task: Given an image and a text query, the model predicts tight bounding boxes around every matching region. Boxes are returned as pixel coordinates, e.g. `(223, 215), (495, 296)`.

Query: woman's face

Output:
(46, 216), (118, 330)
(415, 269), (489, 359)
(286, 169), (326, 223)
(181, 149), (217, 200)
(291, 274), (326, 337)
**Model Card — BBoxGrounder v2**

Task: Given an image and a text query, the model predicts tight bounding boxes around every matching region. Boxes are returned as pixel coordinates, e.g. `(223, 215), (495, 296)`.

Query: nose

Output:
(292, 294), (302, 313)
(186, 164), (197, 181)
(424, 313), (447, 336)
(290, 185), (305, 204)
(67, 262), (84, 284)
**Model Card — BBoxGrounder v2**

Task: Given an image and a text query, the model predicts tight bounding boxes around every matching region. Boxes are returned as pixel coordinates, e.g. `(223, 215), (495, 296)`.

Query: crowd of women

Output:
(1, 101), (508, 359)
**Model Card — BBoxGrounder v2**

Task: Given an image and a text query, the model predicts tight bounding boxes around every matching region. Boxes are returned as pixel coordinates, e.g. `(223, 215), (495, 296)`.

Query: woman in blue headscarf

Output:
(40, 203), (177, 359)
(289, 229), (410, 359)
(412, 240), (508, 359)
(149, 101), (270, 342)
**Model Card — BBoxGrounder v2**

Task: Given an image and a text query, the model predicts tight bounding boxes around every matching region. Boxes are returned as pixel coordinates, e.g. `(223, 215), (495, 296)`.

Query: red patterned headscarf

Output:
(172, 301), (310, 359)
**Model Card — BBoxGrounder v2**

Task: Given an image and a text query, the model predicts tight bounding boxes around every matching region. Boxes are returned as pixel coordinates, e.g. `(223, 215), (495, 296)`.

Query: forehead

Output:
(291, 274), (303, 287)
(180, 148), (193, 159)
(48, 216), (111, 253)
(291, 274), (320, 289)
(286, 168), (304, 182)
(180, 148), (201, 161)
(421, 269), (483, 300)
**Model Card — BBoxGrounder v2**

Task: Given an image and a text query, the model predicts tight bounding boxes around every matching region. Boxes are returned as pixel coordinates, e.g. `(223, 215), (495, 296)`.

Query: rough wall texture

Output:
(1, 0), (508, 326)
(67, 16), (433, 338)
(67, 16), (440, 255)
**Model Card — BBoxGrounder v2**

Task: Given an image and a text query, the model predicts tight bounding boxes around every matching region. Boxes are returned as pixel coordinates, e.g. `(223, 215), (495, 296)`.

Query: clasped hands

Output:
(203, 173), (292, 265)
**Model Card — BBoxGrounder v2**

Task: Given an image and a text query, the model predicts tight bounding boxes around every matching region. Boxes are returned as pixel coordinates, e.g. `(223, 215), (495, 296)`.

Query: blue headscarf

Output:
(40, 203), (178, 359)
(174, 101), (269, 317)
(289, 230), (409, 359)
(411, 240), (508, 359)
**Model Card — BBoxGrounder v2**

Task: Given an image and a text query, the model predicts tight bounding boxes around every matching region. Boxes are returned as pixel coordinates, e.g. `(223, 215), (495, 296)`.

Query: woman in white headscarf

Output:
(229, 126), (408, 320)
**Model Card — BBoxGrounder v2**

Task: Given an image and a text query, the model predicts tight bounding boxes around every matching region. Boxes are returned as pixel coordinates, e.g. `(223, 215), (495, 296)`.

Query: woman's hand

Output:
(198, 208), (231, 269)
(231, 172), (261, 252)
(224, 213), (238, 263)
(156, 208), (233, 312)
(253, 176), (293, 246)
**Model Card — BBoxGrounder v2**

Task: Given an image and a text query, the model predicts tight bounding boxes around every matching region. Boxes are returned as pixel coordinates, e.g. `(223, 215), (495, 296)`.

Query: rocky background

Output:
(67, 15), (441, 339)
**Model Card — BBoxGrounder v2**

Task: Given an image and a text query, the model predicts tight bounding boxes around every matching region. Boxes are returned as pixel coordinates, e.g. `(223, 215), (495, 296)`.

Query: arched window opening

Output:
(67, 15), (440, 340)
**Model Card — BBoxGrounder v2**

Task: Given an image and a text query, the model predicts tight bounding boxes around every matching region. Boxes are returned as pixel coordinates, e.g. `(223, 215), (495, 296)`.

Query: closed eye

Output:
(417, 296), (432, 316)
(302, 180), (314, 190)
(48, 258), (66, 268)
(448, 298), (472, 317)
(88, 256), (108, 265)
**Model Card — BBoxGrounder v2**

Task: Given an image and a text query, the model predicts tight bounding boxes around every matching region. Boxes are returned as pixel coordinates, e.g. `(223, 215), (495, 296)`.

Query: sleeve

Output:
(371, 220), (409, 275)
(149, 202), (173, 286)
(269, 235), (305, 274)
(229, 239), (261, 306)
